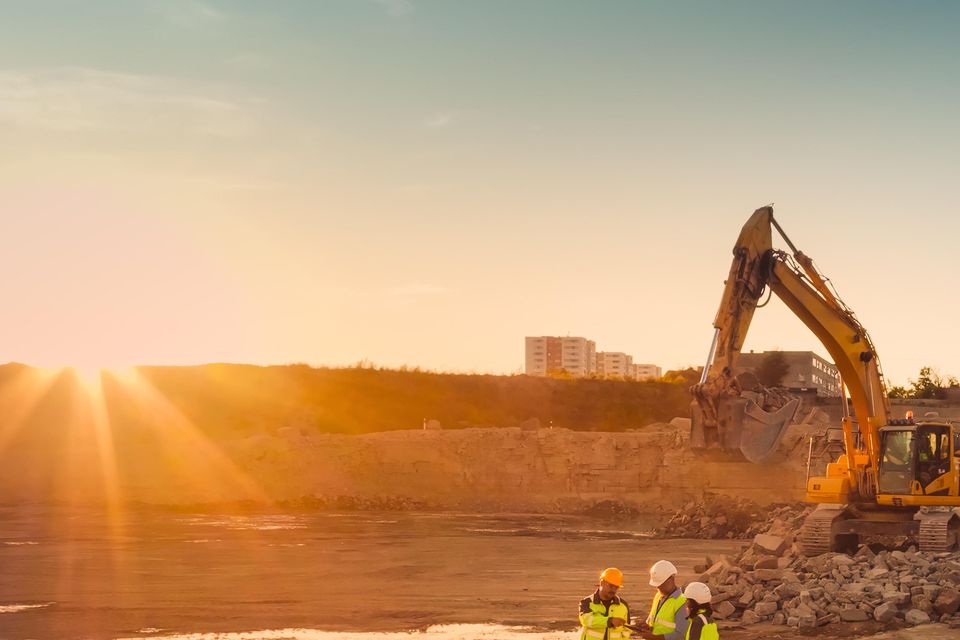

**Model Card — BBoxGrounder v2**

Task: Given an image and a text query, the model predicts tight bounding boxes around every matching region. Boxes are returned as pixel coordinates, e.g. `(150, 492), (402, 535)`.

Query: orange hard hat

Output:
(600, 567), (624, 587)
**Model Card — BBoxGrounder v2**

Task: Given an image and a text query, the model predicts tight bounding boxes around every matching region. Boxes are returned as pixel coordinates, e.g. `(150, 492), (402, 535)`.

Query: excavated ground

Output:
(4, 399), (960, 639)
(0, 417), (819, 512)
(4, 505), (957, 640)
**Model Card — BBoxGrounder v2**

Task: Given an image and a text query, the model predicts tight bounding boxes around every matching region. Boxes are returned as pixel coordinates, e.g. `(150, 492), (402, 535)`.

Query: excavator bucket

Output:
(692, 394), (800, 462)
(728, 397), (801, 463)
(690, 401), (708, 449)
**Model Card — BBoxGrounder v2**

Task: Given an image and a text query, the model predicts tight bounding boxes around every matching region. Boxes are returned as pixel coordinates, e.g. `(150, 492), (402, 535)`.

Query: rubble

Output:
(693, 532), (960, 630)
(656, 496), (813, 539)
(579, 499), (640, 518)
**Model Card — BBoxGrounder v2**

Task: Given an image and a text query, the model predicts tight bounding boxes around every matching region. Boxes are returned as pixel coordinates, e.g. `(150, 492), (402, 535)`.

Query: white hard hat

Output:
(649, 560), (678, 587)
(683, 581), (712, 604)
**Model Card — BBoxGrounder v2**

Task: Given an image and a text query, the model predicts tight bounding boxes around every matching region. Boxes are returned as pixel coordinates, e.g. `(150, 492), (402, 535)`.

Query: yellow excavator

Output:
(691, 206), (960, 554)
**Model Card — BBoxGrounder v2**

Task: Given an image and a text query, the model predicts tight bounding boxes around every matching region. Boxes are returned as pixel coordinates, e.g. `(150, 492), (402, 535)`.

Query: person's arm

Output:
(621, 602), (632, 636)
(580, 599), (609, 634)
(662, 604), (689, 640)
(645, 594), (657, 627)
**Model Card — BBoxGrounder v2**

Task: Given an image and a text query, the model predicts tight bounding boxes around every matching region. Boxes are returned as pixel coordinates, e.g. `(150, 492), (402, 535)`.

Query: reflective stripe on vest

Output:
(646, 590), (686, 636)
(579, 599), (631, 640)
(684, 613), (718, 640)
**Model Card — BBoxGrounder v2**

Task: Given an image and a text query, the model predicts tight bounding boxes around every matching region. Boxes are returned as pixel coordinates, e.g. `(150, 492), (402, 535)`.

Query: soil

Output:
(2, 506), (945, 640)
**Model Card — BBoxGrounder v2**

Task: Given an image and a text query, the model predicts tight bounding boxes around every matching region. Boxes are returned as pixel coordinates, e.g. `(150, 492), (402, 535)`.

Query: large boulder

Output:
(904, 609), (931, 625)
(714, 601), (736, 619)
(840, 607), (870, 622)
(873, 602), (897, 623)
(935, 588), (960, 616)
(753, 533), (788, 556)
(741, 610), (761, 625)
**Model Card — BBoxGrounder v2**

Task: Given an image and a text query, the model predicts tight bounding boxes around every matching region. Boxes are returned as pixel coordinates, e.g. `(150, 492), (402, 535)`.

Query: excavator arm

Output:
(691, 207), (889, 492)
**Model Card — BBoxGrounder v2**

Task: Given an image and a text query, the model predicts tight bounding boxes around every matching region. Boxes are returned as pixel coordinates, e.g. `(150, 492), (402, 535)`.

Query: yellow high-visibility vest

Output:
(579, 592), (631, 640)
(646, 589), (686, 636)
(685, 612), (718, 640)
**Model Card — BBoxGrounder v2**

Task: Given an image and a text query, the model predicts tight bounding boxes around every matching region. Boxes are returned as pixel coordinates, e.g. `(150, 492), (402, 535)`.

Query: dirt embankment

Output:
(0, 413), (819, 511)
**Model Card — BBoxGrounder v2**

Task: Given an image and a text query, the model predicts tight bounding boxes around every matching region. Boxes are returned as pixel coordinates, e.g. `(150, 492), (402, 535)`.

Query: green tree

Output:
(755, 350), (790, 387)
(909, 366), (946, 399)
(888, 385), (908, 399)
(662, 367), (702, 387)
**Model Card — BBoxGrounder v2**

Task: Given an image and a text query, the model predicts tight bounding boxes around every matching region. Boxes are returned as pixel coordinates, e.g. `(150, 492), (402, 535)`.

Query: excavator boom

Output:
(691, 207), (887, 470)
(691, 207), (802, 462)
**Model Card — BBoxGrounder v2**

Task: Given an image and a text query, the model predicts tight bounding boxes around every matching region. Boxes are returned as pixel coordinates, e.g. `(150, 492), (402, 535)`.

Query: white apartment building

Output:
(596, 351), (634, 377)
(525, 336), (661, 380)
(632, 364), (662, 381)
(524, 336), (554, 376)
(525, 336), (596, 377)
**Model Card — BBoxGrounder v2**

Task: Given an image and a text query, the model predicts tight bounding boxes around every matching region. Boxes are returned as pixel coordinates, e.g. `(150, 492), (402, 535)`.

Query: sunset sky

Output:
(2, 1), (959, 386)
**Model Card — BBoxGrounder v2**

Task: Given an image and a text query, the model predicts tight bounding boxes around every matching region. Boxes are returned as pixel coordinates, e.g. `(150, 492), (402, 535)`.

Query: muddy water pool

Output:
(1, 507), (744, 639)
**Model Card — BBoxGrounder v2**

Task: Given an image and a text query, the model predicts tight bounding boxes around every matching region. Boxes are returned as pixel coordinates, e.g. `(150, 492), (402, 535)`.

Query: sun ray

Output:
(106, 367), (269, 505)
(75, 367), (138, 603)
(73, 368), (125, 517)
(0, 365), (63, 455)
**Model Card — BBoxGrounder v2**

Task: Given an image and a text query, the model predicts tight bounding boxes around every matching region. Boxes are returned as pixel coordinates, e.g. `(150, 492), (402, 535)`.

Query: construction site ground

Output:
(0, 506), (950, 640)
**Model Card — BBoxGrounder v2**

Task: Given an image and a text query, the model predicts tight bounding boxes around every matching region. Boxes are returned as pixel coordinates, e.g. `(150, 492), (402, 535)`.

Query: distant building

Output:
(525, 337), (661, 380)
(632, 364), (662, 381)
(525, 336), (596, 377)
(735, 350), (841, 396)
(524, 336), (559, 376)
(596, 351), (634, 377)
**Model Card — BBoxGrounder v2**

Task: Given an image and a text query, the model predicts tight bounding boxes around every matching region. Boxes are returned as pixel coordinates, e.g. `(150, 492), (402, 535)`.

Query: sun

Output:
(58, 359), (137, 390)
(70, 364), (106, 388)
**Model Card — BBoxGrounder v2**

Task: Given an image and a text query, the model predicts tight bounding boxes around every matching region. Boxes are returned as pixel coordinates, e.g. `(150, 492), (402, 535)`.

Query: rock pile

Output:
(698, 535), (960, 629)
(274, 495), (431, 511)
(580, 499), (640, 519)
(657, 496), (812, 539)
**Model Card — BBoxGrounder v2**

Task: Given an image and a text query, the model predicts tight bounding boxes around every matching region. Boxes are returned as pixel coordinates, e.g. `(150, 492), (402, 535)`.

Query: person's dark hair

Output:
(688, 600), (713, 616)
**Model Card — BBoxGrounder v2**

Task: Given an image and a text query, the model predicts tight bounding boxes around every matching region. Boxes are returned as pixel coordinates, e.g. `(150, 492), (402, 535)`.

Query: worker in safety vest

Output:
(579, 567), (631, 640)
(682, 582), (718, 640)
(637, 560), (688, 640)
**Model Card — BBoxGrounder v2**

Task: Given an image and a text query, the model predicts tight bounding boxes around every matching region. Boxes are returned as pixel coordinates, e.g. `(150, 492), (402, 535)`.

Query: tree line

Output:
(888, 366), (959, 400)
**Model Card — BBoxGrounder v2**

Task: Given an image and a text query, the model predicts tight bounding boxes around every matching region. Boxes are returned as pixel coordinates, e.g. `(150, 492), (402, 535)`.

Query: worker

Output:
(579, 567), (631, 640)
(917, 435), (936, 485)
(682, 582), (718, 640)
(640, 560), (688, 640)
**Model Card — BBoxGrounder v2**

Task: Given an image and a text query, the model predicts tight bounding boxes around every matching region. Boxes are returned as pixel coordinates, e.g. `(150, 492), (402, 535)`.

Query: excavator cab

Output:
(877, 421), (958, 499)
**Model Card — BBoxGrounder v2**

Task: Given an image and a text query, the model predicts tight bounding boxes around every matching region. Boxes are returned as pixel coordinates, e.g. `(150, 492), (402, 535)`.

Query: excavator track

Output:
(799, 506), (846, 556)
(917, 510), (960, 553)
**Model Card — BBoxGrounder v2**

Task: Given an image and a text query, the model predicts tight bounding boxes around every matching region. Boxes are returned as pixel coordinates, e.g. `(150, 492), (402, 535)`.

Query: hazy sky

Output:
(2, 1), (959, 386)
